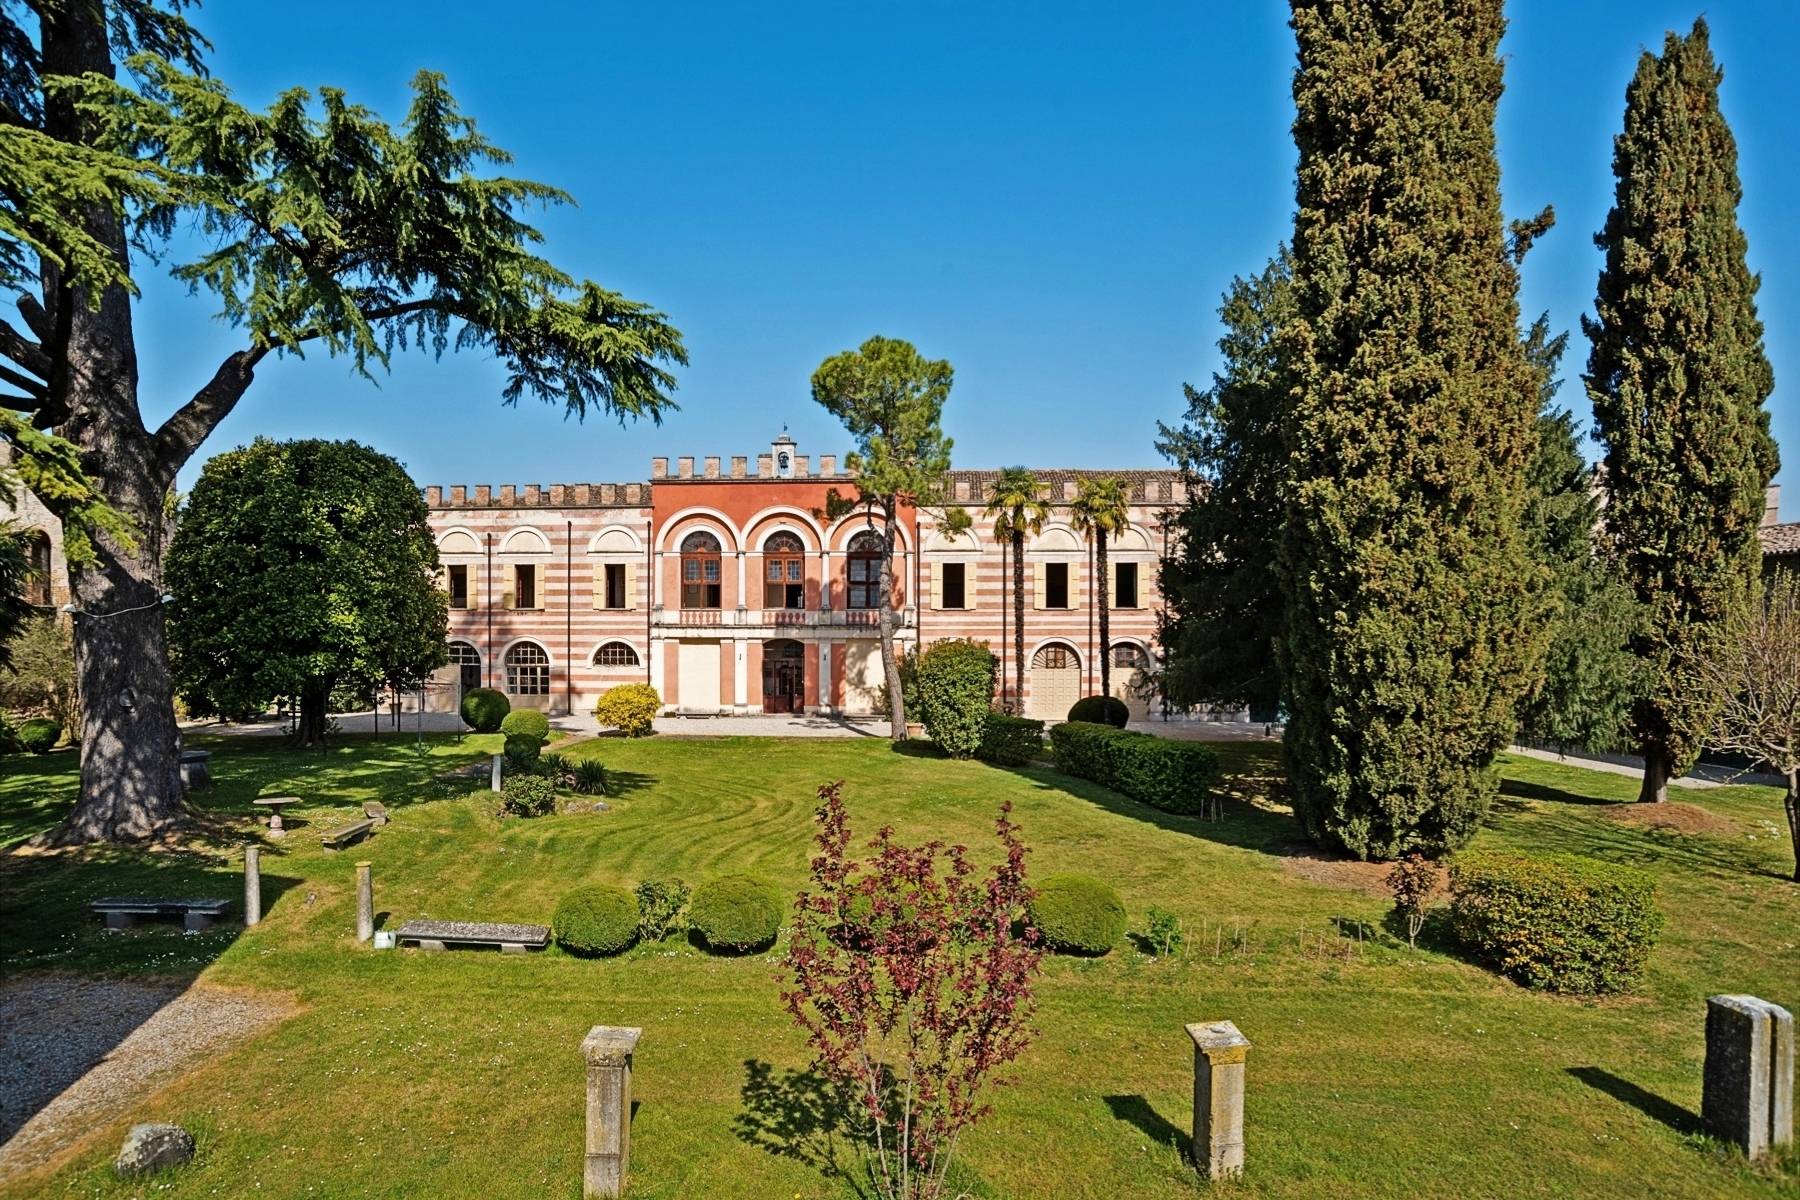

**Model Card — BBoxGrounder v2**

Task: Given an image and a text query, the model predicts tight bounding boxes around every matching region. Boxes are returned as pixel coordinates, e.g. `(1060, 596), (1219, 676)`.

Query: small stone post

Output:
(491, 753), (504, 792)
(582, 1026), (641, 1199)
(1704, 995), (1794, 1159)
(242, 845), (261, 927)
(1187, 1020), (1250, 1180)
(355, 862), (374, 942)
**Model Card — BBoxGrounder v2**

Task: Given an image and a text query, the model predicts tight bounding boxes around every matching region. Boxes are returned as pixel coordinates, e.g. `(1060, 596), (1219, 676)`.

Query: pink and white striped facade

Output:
(423, 435), (1186, 721)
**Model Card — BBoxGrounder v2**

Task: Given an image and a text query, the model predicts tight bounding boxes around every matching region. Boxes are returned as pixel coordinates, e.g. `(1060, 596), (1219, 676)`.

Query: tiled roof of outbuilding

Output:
(1760, 521), (1800, 558)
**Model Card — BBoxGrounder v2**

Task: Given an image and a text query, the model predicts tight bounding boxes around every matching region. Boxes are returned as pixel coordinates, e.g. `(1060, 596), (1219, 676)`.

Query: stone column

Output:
(355, 862), (374, 942)
(1187, 1020), (1250, 1180)
(243, 845), (262, 927)
(1704, 994), (1795, 1159)
(582, 1026), (641, 1199)
(491, 753), (504, 792)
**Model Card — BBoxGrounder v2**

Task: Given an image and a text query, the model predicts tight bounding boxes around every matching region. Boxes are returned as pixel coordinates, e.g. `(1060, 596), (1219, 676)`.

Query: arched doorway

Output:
(1028, 642), (1081, 721)
(448, 641), (482, 700)
(1110, 643), (1152, 721)
(762, 639), (805, 714)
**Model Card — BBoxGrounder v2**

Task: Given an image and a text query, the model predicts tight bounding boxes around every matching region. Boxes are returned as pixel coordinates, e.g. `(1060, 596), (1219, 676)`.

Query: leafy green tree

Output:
(1068, 476), (1131, 699)
(0, 612), (77, 734)
(2, 3), (684, 841)
(1516, 317), (1640, 751)
(1280, 0), (1550, 859)
(1584, 19), (1778, 803)
(811, 336), (960, 740)
(1156, 251), (1293, 718)
(984, 467), (1049, 714)
(166, 439), (447, 747)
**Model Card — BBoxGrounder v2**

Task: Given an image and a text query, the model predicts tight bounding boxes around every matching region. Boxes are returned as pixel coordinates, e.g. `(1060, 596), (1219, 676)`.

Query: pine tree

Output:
(1584, 19), (1779, 803)
(1280, 0), (1550, 859)
(1156, 251), (1293, 719)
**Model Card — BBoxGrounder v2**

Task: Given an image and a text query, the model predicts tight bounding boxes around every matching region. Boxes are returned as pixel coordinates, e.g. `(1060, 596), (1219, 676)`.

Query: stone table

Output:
(252, 796), (298, 837)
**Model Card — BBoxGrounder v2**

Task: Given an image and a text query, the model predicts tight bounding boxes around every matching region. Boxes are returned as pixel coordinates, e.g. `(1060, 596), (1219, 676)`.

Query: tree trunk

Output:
(1096, 531), (1111, 698)
(877, 512), (905, 741)
(1012, 530), (1026, 712)
(1785, 770), (1799, 884)
(1637, 741), (1671, 804)
(296, 677), (333, 748)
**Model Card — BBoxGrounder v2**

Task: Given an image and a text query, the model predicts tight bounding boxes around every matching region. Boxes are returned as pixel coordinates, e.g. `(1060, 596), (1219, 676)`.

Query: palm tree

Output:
(1069, 476), (1133, 699)
(984, 467), (1049, 713)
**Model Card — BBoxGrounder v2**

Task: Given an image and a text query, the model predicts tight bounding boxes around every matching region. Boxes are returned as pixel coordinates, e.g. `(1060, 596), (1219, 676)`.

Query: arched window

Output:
(680, 531), (723, 610)
(448, 641), (482, 694)
(1111, 644), (1150, 670)
(763, 530), (805, 609)
(846, 529), (886, 610)
(594, 641), (640, 668)
(22, 530), (51, 608)
(1033, 643), (1077, 670)
(504, 641), (551, 696)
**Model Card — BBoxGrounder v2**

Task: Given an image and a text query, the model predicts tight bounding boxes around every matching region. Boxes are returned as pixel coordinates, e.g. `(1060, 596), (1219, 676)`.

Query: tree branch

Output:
(151, 346), (267, 483)
(0, 315), (47, 379)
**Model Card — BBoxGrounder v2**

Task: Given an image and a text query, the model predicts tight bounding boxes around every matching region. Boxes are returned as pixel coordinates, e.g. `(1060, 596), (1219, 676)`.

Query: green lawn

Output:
(1, 733), (1796, 1198)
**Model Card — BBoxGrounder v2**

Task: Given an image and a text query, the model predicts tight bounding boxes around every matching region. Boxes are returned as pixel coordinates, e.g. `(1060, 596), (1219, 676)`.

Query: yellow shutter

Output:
(1033, 562), (1046, 610)
(592, 563), (606, 610)
(469, 566), (480, 609)
(1070, 561), (1081, 610)
(929, 561), (942, 610)
(502, 565), (516, 610)
(623, 562), (637, 610)
(535, 563), (547, 610)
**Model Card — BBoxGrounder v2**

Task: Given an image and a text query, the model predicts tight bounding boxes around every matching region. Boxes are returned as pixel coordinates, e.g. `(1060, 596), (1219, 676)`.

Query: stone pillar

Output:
(582, 1026), (641, 1199)
(1187, 1020), (1250, 1180)
(243, 845), (262, 927)
(491, 753), (504, 792)
(1704, 994), (1795, 1159)
(355, 862), (374, 942)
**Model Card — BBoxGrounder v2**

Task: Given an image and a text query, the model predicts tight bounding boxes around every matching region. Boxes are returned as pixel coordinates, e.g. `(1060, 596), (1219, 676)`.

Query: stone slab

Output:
(395, 918), (549, 952)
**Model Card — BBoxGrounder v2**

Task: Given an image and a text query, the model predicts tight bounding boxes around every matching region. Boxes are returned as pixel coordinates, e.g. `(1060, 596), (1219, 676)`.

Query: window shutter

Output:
(469, 567), (480, 609)
(623, 561), (637, 610)
(592, 563), (606, 610)
(1070, 561), (1081, 610)
(930, 562), (942, 610)
(535, 564), (547, 610)
(501, 569), (516, 610)
(1033, 562), (1046, 610)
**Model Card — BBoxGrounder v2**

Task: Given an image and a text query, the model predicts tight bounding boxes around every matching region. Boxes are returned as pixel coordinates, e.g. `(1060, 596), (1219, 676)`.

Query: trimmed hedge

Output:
(595, 683), (660, 737)
(503, 733), (542, 763)
(500, 773), (555, 817)
(460, 687), (510, 733)
(500, 709), (551, 743)
(1028, 874), (1126, 955)
(1448, 851), (1663, 994)
(977, 713), (1045, 766)
(1067, 695), (1129, 728)
(690, 875), (783, 953)
(16, 717), (60, 754)
(553, 885), (640, 956)
(916, 638), (997, 757)
(1048, 722), (1220, 817)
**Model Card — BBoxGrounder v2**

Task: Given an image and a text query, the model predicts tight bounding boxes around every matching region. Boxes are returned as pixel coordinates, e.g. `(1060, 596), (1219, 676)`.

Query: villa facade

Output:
(423, 434), (1187, 721)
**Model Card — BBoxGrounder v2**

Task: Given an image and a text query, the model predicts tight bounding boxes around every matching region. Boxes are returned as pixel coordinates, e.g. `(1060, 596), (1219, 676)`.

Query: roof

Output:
(946, 468), (1186, 505)
(1760, 521), (1800, 558)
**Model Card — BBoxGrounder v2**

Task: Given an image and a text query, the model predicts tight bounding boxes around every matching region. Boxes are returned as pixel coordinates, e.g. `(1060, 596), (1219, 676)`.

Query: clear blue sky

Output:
(136, 1), (1800, 515)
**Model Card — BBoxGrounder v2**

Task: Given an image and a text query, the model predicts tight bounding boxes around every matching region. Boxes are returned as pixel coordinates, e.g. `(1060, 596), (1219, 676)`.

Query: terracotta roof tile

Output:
(1760, 521), (1800, 558)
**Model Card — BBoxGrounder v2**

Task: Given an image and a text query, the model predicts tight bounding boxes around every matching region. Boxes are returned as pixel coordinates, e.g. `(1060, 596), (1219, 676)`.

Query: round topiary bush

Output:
(553, 884), (640, 956)
(689, 874), (783, 953)
(595, 683), (660, 737)
(500, 773), (555, 817)
(500, 709), (551, 743)
(460, 687), (511, 733)
(16, 717), (60, 754)
(1028, 874), (1126, 955)
(504, 733), (542, 763)
(1067, 695), (1129, 728)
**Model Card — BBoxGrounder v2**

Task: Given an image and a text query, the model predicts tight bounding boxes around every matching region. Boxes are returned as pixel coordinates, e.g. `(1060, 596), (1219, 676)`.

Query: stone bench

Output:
(92, 896), (231, 932)
(178, 749), (212, 792)
(395, 918), (550, 954)
(363, 801), (389, 826)
(320, 818), (375, 851)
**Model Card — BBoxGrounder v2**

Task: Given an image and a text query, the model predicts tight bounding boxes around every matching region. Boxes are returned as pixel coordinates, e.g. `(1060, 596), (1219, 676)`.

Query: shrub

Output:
(500, 709), (551, 744)
(503, 733), (541, 763)
(1448, 851), (1662, 994)
(538, 751), (573, 785)
(1386, 854), (1441, 948)
(595, 683), (660, 737)
(1048, 723), (1221, 817)
(1145, 906), (1184, 958)
(1067, 695), (1129, 728)
(553, 885), (640, 956)
(635, 877), (691, 941)
(573, 759), (610, 796)
(1028, 874), (1125, 955)
(500, 773), (555, 817)
(0, 712), (17, 753)
(690, 874), (783, 953)
(916, 638), (997, 757)
(977, 713), (1044, 766)
(17, 717), (60, 754)
(460, 687), (510, 733)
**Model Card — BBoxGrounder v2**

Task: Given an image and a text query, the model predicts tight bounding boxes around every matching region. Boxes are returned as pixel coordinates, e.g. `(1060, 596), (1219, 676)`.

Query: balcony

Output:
(654, 606), (909, 633)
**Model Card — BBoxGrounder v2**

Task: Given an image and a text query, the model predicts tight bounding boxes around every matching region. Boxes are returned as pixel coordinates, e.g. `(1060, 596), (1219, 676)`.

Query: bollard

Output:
(1187, 1020), (1250, 1180)
(1704, 995), (1794, 1159)
(355, 861), (374, 943)
(582, 1026), (641, 1199)
(491, 753), (504, 792)
(243, 844), (262, 927)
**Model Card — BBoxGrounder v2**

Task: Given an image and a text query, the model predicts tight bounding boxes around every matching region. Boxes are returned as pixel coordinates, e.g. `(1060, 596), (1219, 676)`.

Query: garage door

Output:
(1111, 645), (1153, 722)
(844, 641), (886, 715)
(677, 640), (722, 712)
(1028, 643), (1082, 722)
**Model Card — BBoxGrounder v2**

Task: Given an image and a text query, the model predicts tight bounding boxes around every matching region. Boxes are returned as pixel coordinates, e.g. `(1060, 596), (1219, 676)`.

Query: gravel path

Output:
(0, 975), (290, 1184)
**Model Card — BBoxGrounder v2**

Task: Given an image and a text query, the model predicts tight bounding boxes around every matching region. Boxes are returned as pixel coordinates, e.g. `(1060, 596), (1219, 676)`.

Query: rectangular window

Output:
(514, 564), (537, 609)
(942, 562), (967, 609)
(447, 564), (469, 609)
(1114, 562), (1139, 609)
(1045, 562), (1070, 609)
(605, 563), (627, 609)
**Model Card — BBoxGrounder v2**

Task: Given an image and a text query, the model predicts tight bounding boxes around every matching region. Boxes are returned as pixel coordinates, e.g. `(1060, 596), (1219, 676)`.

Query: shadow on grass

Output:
(1102, 1094), (1188, 1156)
(1499, 777), (1621, 808)
(888, 740), (945, 760)
(598, 769), (656, 799)
(733, 1059), (862, 1185)
(1566, 1066), (1702, 1135)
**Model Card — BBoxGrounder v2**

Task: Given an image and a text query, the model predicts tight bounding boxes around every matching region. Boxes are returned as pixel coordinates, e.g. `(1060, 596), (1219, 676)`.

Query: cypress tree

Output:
(1584, 19), (1779, 803)
(1280, 0), (1549, 858)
